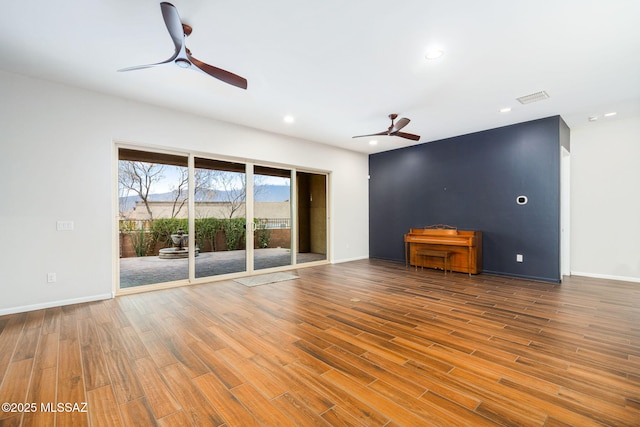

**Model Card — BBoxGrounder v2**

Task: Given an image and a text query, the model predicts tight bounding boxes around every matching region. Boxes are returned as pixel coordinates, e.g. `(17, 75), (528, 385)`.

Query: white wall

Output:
(570, 115), (640, 282)
(0, 70), (369, 315)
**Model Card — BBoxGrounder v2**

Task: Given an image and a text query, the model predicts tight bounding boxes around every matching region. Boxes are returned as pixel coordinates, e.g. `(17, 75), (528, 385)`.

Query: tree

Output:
(118, 161), (165, 220)
(168, 167), (188, 219)
(170, 168), (218, 218)
(194, 168), (217, 201)
(216, 171), (246, 219)
(207, 171), (282, 219)
(207, 170), (271, 219)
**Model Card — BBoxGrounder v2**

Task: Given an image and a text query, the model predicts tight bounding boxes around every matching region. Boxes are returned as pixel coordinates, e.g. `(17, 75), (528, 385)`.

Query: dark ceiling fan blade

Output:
(393, 131), (421, 141)
(352, 131), (389, 139)
(392, 117), (410, 132)
(187, 54), (248, 89)
(354, 113), (420, 141)
(160, 2), (185, 53)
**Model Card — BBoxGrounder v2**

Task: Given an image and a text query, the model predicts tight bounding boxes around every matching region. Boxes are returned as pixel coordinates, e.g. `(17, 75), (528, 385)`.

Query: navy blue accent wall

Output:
(369, 116), (566, 282)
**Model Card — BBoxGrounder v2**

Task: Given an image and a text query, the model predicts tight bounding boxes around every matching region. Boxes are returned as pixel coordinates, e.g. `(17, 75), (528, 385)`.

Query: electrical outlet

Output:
(516, 254), (523, 262)
(47, 273), (57, 283)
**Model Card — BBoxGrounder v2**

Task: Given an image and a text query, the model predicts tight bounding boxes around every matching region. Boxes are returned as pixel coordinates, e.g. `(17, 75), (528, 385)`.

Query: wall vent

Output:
(516, 90), (550, 104)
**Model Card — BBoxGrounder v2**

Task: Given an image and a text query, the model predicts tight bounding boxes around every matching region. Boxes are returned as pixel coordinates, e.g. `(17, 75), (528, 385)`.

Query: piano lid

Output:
(404, 227), (477, 246)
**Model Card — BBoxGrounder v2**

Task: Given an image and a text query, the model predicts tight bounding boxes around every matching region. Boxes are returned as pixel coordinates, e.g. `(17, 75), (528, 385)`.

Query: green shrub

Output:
(195, 217), (221, 251)
(221, 217), (246, 251)
(255, 218), (271, 248)
(119, 220), (152, 256)
(151, 218), (188, 248)
(130, 229), (152, 257)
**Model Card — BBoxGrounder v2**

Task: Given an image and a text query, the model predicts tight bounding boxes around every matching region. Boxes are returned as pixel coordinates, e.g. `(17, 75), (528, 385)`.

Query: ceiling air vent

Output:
(516, 90), (550, 105)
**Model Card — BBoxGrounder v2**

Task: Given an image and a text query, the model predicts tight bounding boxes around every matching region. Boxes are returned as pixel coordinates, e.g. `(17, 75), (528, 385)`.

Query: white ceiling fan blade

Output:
(117, 55), (176, 72)
(160, 2), (185, 54)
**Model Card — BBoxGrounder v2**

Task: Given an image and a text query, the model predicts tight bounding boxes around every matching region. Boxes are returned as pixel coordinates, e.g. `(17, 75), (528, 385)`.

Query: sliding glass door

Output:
(253, 166), (292, 271)
(118, 149), (190, 289)
(117, 146), (328, 291)
(194, 158), (247, 278)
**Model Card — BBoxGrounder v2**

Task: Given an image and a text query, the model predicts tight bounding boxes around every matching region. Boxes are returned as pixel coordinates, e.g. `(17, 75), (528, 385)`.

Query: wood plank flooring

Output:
(1, 259), (639, 426)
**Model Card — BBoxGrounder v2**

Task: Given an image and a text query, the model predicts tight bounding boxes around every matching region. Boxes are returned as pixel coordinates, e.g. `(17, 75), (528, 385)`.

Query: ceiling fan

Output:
(353, 114), (420, 141)
(118, 2), (247, 89)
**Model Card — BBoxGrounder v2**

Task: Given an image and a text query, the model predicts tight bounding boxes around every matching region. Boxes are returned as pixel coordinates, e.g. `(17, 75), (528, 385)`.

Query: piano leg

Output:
(405, 242), (409, 268)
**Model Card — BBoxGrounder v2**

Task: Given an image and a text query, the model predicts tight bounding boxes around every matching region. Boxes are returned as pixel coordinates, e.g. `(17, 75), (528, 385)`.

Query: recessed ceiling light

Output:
(425, 48), (444, 60)
(604, 112), (617, 117)
(499, 107), (512, 113)
(588, 116), (598, 122)
(283, 115), (295, 123)
(369, 140), (378, 146)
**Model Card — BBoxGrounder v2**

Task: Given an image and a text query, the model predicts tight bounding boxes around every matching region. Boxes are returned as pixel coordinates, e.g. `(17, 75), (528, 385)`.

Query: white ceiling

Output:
(1, 0), (639, 154)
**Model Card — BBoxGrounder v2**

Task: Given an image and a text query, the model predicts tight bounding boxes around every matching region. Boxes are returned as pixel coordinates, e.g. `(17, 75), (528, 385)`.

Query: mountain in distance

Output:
(253, 185), (291, 202)
(119, 185), (291, 211)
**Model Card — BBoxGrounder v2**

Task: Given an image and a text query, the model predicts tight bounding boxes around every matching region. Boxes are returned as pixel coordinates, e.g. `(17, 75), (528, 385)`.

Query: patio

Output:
(119, 248), (326, 288)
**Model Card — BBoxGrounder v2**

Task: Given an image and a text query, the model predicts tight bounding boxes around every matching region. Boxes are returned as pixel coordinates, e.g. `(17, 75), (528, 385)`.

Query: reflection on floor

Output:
(119, 248), (326, 288)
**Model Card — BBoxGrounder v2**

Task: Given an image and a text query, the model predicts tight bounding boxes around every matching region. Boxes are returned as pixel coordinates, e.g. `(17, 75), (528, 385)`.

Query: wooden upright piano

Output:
(404, 226), (482, 274)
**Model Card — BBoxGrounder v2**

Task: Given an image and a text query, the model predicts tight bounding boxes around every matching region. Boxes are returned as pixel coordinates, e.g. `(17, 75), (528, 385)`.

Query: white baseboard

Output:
(332, 255), (369, 264)
(570, 271), (640, 284)
(0, 293), (114, 316)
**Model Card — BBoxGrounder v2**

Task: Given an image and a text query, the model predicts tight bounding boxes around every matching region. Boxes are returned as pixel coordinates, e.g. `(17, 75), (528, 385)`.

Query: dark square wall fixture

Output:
(369, 116), (570, 283)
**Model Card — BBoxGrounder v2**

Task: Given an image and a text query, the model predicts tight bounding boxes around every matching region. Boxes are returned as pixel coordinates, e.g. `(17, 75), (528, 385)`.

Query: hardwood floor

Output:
(1, 259), (639, 426)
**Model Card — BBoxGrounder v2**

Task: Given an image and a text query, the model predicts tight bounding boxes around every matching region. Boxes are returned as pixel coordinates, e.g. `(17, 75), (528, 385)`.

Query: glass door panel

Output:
(296, 172), (327, 264)
(194, 158), (247, 278)
(254, 166), (292, 270)
(118, 148), (189, 288)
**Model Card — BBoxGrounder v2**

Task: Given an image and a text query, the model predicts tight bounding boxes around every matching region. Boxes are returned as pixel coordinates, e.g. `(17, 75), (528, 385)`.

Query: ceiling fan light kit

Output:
(425, 48), (445, 60)
(118, 2), (248, 90)
(175, 58), (191, 68)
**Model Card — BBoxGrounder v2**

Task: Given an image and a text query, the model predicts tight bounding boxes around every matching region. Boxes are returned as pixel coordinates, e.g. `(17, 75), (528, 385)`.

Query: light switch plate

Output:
(57, 221), (74, 231)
